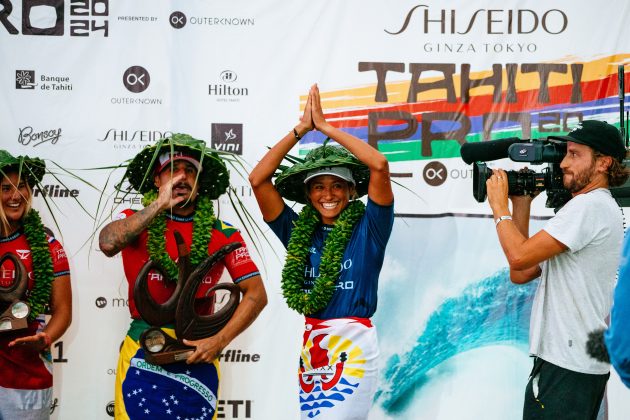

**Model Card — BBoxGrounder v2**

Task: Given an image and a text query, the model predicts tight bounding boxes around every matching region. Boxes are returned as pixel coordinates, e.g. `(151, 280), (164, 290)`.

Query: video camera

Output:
(460, 137), (573, 209)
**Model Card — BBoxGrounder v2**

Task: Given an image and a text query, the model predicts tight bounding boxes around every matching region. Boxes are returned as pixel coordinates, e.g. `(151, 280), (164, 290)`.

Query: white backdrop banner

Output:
(1, 1), (629, 419)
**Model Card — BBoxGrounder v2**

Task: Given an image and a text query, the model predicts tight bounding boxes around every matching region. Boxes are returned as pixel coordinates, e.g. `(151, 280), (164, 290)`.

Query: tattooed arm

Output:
(99, 173), (186, 257)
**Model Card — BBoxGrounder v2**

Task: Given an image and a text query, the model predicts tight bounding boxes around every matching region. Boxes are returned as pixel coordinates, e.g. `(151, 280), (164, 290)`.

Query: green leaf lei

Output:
(281, 200), (365, 315)
(21, 209), (55, 321)
(142, 191), (216, 280)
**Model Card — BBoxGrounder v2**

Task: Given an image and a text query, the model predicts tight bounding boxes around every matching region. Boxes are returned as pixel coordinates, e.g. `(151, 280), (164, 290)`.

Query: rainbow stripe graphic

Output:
(301, 54), (630, 162)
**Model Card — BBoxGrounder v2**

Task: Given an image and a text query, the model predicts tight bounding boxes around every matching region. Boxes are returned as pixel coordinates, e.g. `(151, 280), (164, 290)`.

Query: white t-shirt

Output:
(529, 188), (623, 374)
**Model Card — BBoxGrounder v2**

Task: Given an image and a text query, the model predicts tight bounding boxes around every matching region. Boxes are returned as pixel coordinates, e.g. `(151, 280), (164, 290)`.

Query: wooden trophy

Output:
(0, 253), (30, 333)
(134, 231), (241, 365)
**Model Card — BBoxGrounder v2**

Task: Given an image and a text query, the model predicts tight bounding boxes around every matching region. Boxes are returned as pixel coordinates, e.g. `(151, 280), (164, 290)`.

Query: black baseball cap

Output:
(549, 120), (626, 161)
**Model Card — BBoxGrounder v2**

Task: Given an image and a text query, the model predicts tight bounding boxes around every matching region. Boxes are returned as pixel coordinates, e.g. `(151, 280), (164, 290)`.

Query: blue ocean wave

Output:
(376, 268), (537, 412)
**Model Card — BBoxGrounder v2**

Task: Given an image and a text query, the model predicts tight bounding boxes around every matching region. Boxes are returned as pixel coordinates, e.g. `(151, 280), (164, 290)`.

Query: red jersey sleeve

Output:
(209, 228), (260, 283)
(46, 233), (70, 277)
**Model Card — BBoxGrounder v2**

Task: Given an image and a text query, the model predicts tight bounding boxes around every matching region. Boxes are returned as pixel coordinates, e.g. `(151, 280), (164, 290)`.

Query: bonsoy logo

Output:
(123, 66), (150, 93)
(423, 161), (448, 186)
(211, 123), (243, 155)
(95, 296), (107, 308)
(16, 70), (36, 89)
(170, 11), (186, 29)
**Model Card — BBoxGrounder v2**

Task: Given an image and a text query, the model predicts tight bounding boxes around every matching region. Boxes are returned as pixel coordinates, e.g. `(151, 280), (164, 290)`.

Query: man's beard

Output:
(563, 164), (596, 193)
(172, 182), (196, 207)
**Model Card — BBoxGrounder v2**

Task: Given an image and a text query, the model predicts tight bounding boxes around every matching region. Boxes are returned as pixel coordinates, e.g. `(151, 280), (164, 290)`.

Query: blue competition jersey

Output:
(267, 198), (394, 319)
(605, 233), (630, 388)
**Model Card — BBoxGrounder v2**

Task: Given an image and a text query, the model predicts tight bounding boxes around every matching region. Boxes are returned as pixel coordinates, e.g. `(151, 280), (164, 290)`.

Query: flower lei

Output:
(281, 200), (365, 315)
(21, 209), (55, 321)
(142, 191), (216, 280)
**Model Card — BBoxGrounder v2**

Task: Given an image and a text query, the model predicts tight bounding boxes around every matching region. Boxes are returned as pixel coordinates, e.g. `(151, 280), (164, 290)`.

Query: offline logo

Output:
(170, 11), (186, 29)
(423, 161), (447, 186)
(123, 66), (150, 93)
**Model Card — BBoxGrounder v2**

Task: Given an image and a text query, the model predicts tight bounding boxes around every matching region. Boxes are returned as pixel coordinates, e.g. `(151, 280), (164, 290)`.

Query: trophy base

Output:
(0, 317), (28, 333)
(139, 327), (195, 365)
(145, 348), (195, 365)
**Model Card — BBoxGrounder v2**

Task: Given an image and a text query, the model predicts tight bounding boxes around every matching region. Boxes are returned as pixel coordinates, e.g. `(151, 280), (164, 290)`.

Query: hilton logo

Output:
(209, 70), (248, 102)
(211, 123), (243, 155)
(220, 70), (237, 82)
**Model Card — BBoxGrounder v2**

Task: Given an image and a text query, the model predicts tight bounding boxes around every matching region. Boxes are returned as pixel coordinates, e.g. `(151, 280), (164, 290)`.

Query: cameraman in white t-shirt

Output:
(486, 120), (628, 420)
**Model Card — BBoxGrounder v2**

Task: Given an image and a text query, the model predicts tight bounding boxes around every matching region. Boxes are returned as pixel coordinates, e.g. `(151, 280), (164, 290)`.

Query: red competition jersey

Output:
(0, 228), (70, 390)
(119, 209), (260, 319)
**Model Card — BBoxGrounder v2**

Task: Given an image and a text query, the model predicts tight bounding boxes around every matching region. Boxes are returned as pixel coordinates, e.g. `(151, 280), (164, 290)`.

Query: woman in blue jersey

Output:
(249, 84), (394, 419)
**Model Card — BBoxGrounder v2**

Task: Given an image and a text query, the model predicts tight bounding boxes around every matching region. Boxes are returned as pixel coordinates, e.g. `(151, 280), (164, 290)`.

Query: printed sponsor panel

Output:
(2, 1), (629, 419)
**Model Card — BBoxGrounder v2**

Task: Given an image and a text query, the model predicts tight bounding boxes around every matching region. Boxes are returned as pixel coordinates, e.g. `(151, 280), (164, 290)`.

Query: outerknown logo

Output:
(170, 11), (186, 28)
(168, 12), (254, 27)
(423, 161), (448, 186)
(15, 70), (36, 89)
(211, 123), (243, 155)
(123, 66), (151, 93)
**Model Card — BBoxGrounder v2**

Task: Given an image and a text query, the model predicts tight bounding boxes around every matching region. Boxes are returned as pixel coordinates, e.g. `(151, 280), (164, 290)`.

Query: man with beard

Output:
(485, 120), (628, 420)
(99, 134), (266, 420)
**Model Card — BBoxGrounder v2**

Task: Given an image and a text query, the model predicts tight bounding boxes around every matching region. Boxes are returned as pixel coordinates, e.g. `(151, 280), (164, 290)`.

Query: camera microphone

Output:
(460, 137), (525, 165)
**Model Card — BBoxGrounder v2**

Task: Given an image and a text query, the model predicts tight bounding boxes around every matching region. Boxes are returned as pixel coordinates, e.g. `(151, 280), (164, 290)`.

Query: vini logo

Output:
(211, 123), (243, 155)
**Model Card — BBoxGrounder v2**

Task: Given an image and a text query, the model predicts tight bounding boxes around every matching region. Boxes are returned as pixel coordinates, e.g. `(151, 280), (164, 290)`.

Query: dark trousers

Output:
(523, 357), (609, 420)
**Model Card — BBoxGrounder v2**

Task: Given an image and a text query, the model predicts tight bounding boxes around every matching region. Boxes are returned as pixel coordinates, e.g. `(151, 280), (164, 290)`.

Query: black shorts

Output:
(523, 357), (609, 420)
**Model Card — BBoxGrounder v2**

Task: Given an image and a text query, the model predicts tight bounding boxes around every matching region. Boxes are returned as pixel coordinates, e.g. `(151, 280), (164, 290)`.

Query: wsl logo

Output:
(211, 123), (243, 155)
